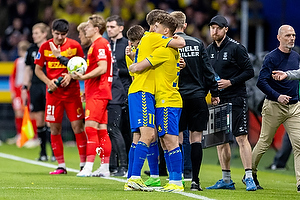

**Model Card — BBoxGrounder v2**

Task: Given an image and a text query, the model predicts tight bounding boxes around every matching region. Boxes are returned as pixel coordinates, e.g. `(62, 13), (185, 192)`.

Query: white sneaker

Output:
(23, 138), (40, 148)
(77, 167), (92, 177)
(6, 135), (19, 145)
(91, 166), (110, 177)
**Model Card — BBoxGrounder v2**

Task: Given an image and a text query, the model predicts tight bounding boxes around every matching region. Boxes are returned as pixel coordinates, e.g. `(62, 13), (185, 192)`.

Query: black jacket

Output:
(110, 37), (132, 96)
(176, 32), (218, 99)
(206, 36), (254, 98)
(25, 43), (46, 84)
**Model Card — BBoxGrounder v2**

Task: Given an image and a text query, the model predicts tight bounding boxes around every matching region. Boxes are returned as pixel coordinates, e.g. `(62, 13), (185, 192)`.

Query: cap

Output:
(208, 15), (228, 28)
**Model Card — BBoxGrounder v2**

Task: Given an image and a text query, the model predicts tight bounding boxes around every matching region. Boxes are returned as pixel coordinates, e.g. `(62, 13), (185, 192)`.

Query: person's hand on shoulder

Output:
(272, 70), (287, 81)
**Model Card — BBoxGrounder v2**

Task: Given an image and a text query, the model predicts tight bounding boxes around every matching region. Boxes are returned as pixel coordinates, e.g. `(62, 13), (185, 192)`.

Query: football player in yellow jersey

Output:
(129, 13), (184, 192)
(125, 10), (185, 192)
(125, 25), (145, 76)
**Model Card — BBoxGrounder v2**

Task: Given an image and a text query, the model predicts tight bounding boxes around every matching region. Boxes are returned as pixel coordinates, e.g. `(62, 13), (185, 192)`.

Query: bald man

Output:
(254, 25), (300, 192)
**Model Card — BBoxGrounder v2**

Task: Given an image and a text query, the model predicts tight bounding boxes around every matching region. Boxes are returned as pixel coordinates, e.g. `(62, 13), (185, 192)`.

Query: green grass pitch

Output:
(0, 143), (298, 200)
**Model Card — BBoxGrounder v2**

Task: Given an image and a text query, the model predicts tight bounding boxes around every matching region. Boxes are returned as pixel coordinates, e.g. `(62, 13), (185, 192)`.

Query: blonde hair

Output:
(77, 22), (88, 35)
(32, 22), (51, 39)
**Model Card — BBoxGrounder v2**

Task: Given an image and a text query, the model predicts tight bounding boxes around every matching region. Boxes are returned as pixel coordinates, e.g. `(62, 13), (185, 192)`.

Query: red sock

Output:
(74, 131), (87, 163)
(97, 129), (111, 164)
(51, 134), (64, 164)
(85, 127), (99, 163)
(15, 117), (22, 134)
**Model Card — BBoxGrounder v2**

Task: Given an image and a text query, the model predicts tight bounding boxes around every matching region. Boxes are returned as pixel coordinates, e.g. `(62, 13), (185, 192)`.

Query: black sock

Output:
(191, 142), (202, 183)
(46, 126), (55, 156)
(37, 126), (47, 156)
(179, 143), (184, 172)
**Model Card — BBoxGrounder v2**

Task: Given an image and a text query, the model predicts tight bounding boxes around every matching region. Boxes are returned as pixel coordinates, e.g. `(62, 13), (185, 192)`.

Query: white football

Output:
(67, 56), (87, 74)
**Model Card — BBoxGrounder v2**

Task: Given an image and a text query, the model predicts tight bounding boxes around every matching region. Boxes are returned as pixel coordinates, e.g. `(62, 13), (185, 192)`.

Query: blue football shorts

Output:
(128, 91), (155, 132)
(155, 107), (182, 137)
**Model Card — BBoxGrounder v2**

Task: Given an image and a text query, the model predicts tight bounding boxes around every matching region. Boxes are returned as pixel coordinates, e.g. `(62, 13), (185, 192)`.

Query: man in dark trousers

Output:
(106, 15), (131, 176)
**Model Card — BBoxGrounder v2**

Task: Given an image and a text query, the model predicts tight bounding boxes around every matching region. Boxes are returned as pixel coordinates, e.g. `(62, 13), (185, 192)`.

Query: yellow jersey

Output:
(147, 46), (182, 108)
(125, 47), (135, 78)
(128, 32), (172, 95)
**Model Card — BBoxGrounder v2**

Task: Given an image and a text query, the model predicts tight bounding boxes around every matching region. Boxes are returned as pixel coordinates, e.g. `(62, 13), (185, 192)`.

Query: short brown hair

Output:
(106, 15), (124, 26)
(88, 14), (106, 35)
(170, 11), (186, 29)
(146, 9), (168, 26)
(127, 25), (145, 42)
(155, 13), (178, 35)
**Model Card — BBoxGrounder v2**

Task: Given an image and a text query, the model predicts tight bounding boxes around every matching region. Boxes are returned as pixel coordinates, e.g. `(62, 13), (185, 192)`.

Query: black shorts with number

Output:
(29, 83), (46, 112)
(179, 97), (209, 132)
(220, 96), (248, 137)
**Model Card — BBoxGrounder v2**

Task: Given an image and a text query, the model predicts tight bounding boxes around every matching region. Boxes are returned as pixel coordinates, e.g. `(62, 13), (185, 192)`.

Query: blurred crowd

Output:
(0, 0), (241, 61)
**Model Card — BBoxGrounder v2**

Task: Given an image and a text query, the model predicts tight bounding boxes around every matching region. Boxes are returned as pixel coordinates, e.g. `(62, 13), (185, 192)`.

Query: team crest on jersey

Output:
(157, 125), (162, 132)
(36, 52), (41, 59)
(210, 54), (214, 59)
(66, 48), (75, 57)
(85, 109), (90, 119)
(88, 47), (93, 55)
(77, 107), (82, 118)
(223, 52), (228, 60)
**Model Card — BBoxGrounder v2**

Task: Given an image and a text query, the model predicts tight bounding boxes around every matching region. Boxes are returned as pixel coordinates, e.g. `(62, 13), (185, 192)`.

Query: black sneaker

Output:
(243, 174), (263, 189)
(190, 181), (203, 191)
(144, 170), (150, 176)
(114, 167), (127, 176)
(110, 169), (118, 176)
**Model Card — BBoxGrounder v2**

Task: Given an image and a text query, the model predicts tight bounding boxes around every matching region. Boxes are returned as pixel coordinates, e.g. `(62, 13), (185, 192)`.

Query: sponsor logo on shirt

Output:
(98, 49), (107, 59)
(48, 61), (67, 69)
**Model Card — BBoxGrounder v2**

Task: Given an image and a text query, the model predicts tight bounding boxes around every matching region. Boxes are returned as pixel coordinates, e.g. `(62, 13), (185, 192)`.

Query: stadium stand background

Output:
(1, 0), (300, 147)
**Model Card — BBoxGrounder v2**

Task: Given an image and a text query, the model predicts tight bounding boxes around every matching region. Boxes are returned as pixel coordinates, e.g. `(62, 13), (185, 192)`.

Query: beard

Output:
(287, 43), (295, 49)
(212, 34), (224, 43)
